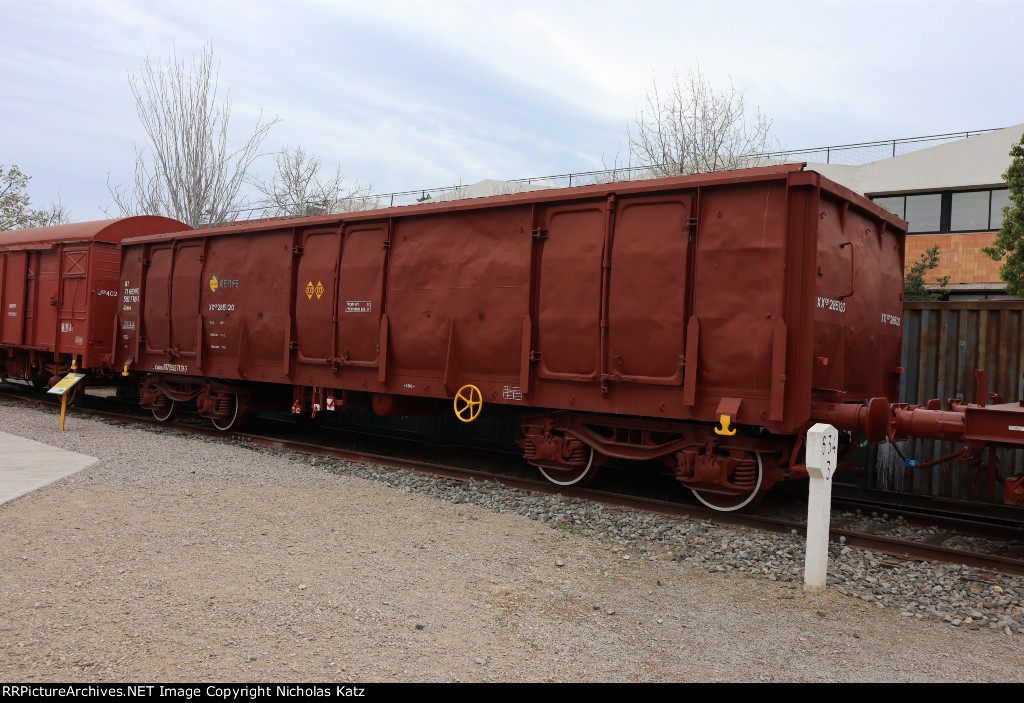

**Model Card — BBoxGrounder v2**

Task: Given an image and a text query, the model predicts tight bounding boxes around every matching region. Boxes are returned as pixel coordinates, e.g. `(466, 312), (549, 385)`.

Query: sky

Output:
(1, 0), (1022, 222)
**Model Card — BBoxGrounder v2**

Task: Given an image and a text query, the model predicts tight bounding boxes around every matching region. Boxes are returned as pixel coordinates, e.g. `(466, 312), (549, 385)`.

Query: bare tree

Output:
(627, 68), (778, 177)
(108, 43), (278, 227)
(32, 194), (72, 227)
(582, 150), (650, 186)
(250, 146), (376, 217)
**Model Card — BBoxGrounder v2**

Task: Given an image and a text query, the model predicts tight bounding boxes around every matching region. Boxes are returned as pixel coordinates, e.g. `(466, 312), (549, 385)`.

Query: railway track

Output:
(4, 385), (1024, 577)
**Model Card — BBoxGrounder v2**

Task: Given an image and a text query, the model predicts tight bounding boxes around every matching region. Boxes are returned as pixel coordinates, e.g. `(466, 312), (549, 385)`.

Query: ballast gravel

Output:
(2, 398), (1023, 683)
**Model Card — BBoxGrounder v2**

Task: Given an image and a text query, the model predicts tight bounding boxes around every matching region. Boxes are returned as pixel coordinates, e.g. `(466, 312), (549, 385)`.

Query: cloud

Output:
(2, 0), (1019, 222)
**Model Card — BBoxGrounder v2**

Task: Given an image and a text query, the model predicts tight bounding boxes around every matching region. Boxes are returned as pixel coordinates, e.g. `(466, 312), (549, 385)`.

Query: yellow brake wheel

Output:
(454, 384), (483, 423)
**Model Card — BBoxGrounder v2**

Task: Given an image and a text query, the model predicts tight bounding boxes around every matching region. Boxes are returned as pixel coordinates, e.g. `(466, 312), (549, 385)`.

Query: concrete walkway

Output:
(0, 431), (97, 505)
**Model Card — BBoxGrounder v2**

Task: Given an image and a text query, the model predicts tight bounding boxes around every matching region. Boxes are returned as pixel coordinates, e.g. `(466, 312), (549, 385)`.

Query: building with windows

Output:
(806, 124), (1023, 299)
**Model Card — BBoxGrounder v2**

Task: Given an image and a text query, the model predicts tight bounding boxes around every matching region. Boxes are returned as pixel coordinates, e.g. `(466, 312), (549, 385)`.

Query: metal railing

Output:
(763, 128), (1001, 166)
(225, 128), (1004, 221)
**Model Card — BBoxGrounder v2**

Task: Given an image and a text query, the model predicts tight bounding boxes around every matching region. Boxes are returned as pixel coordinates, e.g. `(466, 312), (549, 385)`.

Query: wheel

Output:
(690, 451), (765, 512)
(210, 393), (244, 431)
(151, 397), (176, 422)
(537, 446), (600, 487)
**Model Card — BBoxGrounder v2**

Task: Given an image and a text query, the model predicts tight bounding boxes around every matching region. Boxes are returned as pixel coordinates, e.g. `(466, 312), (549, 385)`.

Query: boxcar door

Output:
(23, 252), (41, 348)
(294, 227), (341, 365)
(30, 249), (60, 351)
(607, 195), (692, 386)
(1, 251), (28, 345)
(170, 243), (203, 363)
(535, 203), (605, 382)
(59, 247), (90, 356)
(142, 245), (173, 357)
(337, 223), (387, 367)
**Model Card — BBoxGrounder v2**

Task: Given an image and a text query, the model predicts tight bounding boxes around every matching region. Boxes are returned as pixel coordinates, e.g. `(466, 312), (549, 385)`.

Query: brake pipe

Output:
(889, 444), (970, 470)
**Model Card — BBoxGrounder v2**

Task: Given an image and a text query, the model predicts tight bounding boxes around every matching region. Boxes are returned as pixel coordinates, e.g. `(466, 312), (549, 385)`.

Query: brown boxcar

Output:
(0, 217), (190, 388)
(117, 165), (908, 508)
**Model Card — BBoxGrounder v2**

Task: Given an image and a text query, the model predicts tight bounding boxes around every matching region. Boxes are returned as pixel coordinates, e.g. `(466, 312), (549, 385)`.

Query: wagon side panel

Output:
(689, 179), (790, 428)
(385, 206), (533, 395)
(84, 243), (123, 369)
(1, 251), (28, 346)
(204, 230), (293, 381)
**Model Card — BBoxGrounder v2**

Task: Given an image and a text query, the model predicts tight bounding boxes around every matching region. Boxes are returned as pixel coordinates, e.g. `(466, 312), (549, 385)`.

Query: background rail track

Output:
(5, 385), (1022, 577)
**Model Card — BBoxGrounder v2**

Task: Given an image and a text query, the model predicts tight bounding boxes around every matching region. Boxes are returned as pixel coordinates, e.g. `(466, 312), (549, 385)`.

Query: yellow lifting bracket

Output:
(714, 414), (737, 436)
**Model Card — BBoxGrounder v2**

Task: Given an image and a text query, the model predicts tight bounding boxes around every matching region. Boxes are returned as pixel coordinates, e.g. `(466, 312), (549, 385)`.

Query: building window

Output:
(905, 193), (942, 233)
(873, 196), (905, 219)
(950, 191), (991, 231)
(991, 189), (1011, 228)
(871, 188), (1009, 233)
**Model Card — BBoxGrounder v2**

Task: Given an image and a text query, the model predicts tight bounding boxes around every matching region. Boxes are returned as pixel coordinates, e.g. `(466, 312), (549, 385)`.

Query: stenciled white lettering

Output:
(816, 296), (846, 313)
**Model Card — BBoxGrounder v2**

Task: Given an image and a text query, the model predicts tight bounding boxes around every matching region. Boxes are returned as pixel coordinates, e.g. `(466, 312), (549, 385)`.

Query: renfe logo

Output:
(209, 276), (239, 293)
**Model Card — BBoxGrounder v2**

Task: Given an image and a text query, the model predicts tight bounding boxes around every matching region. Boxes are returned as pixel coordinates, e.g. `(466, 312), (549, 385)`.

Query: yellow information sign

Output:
(47, 373), (86, 396)
(48, 373), (86, 431)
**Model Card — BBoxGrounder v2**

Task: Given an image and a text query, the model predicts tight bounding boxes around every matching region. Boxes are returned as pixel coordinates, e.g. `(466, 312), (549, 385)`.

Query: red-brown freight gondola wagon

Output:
(1, 217), (189, 387)
(117, 165), (908, 508)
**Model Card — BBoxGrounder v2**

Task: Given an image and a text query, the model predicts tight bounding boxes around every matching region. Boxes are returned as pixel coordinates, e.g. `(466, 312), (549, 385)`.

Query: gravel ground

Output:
(2, 398), (1023, 683)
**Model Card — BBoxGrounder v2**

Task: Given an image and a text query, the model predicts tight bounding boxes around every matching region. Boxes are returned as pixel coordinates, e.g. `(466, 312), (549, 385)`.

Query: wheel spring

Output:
(733, 458), (758, 488)
(153, 395), (170, 410)
(566, 443), (587, 467)
(523, 440), (537, 461)
(217, 395), (233, 414)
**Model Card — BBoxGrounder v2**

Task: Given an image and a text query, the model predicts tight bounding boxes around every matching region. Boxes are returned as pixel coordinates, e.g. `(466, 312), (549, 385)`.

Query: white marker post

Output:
(804, 423), (838, 593)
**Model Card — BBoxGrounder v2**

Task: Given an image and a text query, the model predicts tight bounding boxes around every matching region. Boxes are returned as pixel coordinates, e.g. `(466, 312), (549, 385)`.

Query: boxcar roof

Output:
(0, 216), (190, 249)
(119, 164), (909, 246)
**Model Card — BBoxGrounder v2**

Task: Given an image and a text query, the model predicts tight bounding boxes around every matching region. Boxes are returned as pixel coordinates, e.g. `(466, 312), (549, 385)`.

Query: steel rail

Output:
(4, 388), (1023, 576)
(830, 496), (1024, 541)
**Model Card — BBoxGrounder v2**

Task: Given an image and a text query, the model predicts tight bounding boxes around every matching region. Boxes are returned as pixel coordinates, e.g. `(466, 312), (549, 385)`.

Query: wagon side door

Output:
(607, 195), (692, 386)
(29, 249), (60, 351)
(294, 227), (341, 365)
(337, 223), (387, 367)
(534, 203), (605, 381)
(142, 245), (173, 357)
(59, 247), (90, 356)
(170, 243), (204, 362)
(1, 251), (28, 345)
